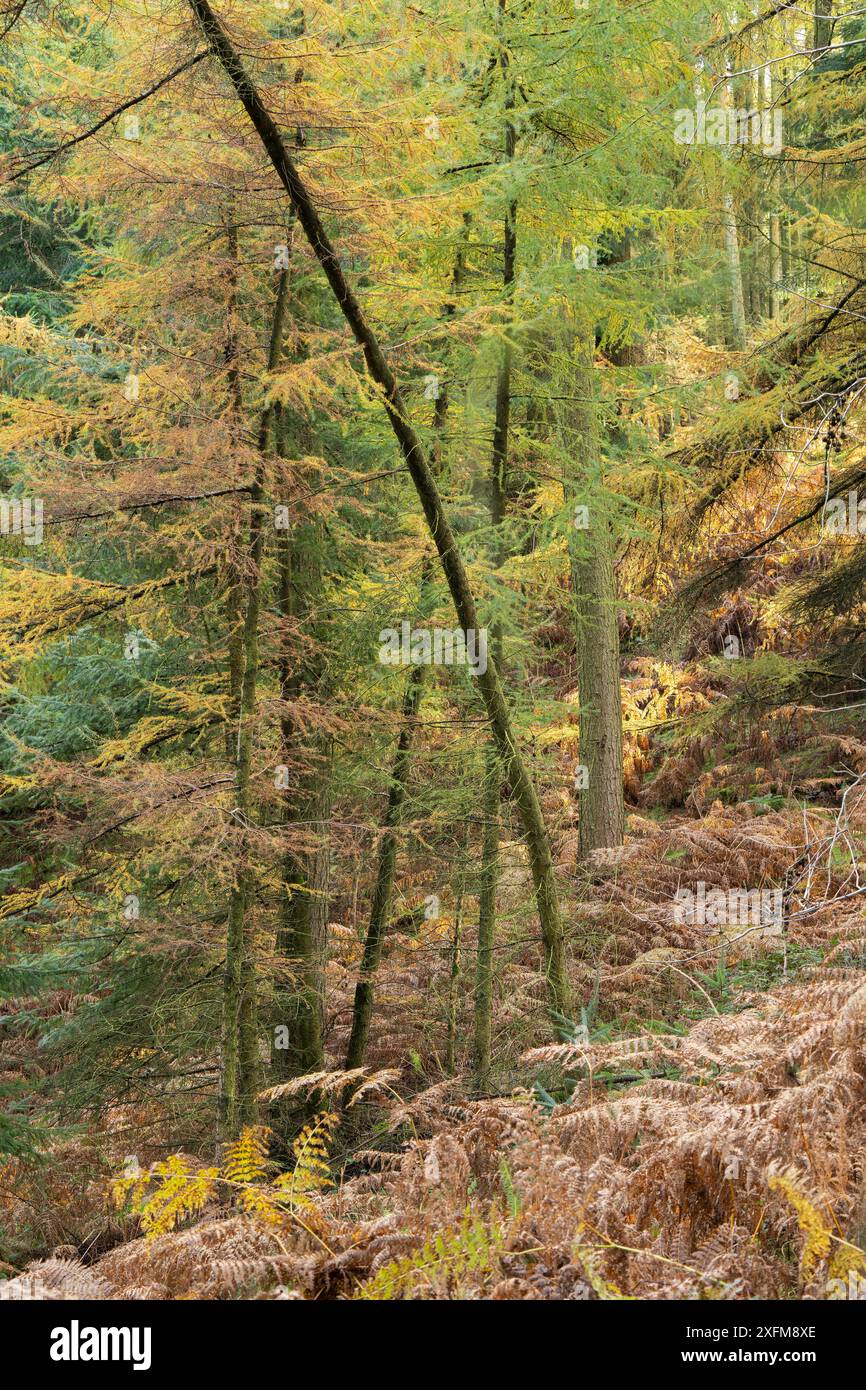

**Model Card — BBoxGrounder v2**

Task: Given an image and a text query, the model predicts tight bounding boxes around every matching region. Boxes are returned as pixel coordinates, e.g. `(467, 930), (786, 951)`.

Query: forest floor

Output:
(2, 656), (866, 1300)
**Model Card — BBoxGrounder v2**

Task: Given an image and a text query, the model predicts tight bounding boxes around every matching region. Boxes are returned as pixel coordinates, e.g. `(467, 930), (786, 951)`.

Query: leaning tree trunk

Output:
(189, 0), (572, 1033)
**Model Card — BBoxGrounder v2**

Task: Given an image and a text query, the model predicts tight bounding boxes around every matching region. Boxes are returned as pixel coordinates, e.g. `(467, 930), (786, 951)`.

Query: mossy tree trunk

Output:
(445, 825), (468, 1075)
(474, 50), (515, 1091)
(223, 216), (246, 763)
(219, 270), (290, 1143)
(814, 0), (834, 54)
(572, 511), (624, 856)
(560, 312), (624, 857)
(344, 661), (425, 1071)
(272, 506), (330, 1085)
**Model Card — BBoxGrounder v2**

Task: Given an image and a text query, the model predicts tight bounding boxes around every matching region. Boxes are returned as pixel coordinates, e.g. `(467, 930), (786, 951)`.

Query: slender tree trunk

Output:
(761, 64), (782, 321)
(781, 212), (792, 289)
(744, 213), (760, 323)
(273, 740), (331, 1084)
(560, 316), (624, 855)
(445, 828), (468, 1076)
(344, 663), (424, 1070)
(264, 224), (330, 1086)
(572, 517), (624, 855)
(474, 39), (514, 1090)
(223, 218), (246, 762)
(722, 193), (747, 350)
(272, 510), (330, 1083)
(189, 0), (572, 1033)
(219, 271), (290, 1143)
(719, 65), (747, 349)
(559, 247), (627, 857)
(768, 209), (782, 319)
(473, 753), (498, 1091)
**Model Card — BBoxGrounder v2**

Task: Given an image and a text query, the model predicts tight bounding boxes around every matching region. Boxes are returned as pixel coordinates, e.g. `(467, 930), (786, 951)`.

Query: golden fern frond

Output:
(769, 1169), (832, 1277)
(223, 1126), (271, 1186)
(128, 1156), (219, 1238)
(236, 1185), (286, 1226)
(272, 1112), (337, 1212)
(110, 1167), (151, 1213)
(573, 1236), (632, 1300)
(353, 1209), (505, 1300)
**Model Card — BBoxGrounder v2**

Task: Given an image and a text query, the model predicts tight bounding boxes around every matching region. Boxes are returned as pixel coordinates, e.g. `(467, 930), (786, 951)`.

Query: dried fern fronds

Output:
(259, 1066), (401, 1107)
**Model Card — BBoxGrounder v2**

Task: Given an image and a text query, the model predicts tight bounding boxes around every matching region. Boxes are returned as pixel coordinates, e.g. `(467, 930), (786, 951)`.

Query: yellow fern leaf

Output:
(355, 1209), (505, 1300)
(223, 1126), (271, 1186)
(129, 1156), (219, 1238)
(769, 1171), (833, 1277)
